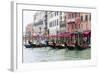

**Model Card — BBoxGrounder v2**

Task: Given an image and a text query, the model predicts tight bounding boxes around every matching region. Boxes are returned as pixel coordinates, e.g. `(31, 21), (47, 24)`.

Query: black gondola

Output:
(24, 44), (32, 48)
(66, 46), (75, 50)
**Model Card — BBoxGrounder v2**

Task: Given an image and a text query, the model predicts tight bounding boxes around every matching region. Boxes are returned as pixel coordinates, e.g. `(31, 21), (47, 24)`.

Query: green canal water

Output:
(23, 47), (91, 63)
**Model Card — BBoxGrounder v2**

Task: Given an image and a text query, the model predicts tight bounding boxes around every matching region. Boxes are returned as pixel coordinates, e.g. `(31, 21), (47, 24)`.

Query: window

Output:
(49, 22), (52, 27)
(53, 20), (55, 26)
(85, 15), (88, 21)
(60, 16), (62, 20)
(48, 23), (50, 27)
(72, 24), (74, 29)
(77, 13), (80, 17)
(68, 14), (71, 19)
(75, 13), (77, 18)
(52, 13), (54, 17)
(64, 16), (66, 20)
(57, 11), (58, 16)
(72, 13), (74, 18)
(55, 20), (56, 26)
(52, 21), (53, 27)
(57, 19), (58, 25)
(60, 12), (62, 15)
(89, 14), (91, 21)
(51, 14), (53, 18)
(55, 12), (56, 16)
(81, 16), (83, 22)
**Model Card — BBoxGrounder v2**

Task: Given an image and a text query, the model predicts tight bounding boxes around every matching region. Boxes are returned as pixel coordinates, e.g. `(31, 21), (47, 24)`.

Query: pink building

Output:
(80, 13), (91, 44)
(65, 12), (80, 33)
(80, 13), (91, 31)
(65, 12), (91, 45)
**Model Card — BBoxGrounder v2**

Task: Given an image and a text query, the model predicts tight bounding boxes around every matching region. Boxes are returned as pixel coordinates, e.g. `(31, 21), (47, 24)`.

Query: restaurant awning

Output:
(64, 32), (71, 38)
(48, 35), (56, 38)
(83, 30), (91, 37)
(67, 21), (75, 24)
(57, 32), (71, 38)
(56, 34), (64, 38)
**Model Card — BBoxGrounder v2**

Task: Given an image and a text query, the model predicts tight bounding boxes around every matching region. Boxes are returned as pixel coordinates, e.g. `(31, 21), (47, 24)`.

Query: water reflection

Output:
(23, 47), (91, 63)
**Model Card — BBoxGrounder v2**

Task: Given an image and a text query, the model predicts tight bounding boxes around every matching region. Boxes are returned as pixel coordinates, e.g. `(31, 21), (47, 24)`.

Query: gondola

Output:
(66, 45), (75, 50)
(64, 43), (75, 50)
(56, 45), (66, 49)
(50, 45), (66, 49)
(24, 43), (48, 48)
(24, 44), (32, 48)
(49, 43), (66, 49)
(74, 44), (90, 50)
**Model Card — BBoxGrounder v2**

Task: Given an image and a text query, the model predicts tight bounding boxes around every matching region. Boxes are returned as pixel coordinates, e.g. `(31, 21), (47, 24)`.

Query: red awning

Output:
(67, 21), (75, 24)
(47, 32), (72, 38)
(64, 33), (71, 38)
(83, 30), (91, 37)
(60, 32), (71, 38)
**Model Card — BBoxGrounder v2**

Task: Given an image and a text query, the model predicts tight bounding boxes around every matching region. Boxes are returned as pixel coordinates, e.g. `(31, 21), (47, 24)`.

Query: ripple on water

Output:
(23, 47), (91, 63)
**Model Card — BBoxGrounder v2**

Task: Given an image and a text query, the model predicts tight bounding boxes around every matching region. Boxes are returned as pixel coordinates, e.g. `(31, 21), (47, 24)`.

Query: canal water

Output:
(23, 47), (91, 63)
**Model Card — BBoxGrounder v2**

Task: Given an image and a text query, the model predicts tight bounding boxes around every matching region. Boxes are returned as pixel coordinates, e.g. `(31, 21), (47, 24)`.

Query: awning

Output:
(48, 35), (56, 38)
(57, 34), (64, 38)
(83, 30), (91, 37)
(71, 31), (82, 36)
(64, 32), (71, 38)
(67, 21), (75, 24)
(58, 32), (71, 38)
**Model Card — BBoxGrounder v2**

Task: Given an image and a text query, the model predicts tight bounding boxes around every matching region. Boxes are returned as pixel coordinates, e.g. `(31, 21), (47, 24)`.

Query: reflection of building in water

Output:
(33, 11), (48, 42)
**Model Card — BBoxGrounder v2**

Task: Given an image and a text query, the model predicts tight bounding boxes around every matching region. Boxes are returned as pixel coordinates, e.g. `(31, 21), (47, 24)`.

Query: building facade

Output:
(33, 11), (48, 41)
(47, 11), (60, 35)
(80, 13), (91, 31)
(59, 12), (66, 33)
(32, 11), (91, 45)
(47, 11), (62, 42)
(80, 13), (91, 44)
(65, 12), (80, 33)
(65, 12), (91, 45)
(25, 23), (33, 43)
